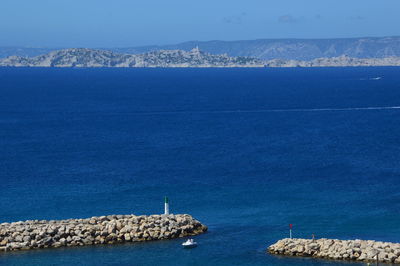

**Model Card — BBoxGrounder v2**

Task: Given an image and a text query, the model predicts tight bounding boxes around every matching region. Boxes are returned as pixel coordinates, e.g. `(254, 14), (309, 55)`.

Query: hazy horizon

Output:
(2, 35), (400, 49)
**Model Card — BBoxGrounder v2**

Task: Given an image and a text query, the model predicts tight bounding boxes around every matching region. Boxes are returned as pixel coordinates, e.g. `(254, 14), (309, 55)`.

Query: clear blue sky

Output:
(1, 0), (400, 47)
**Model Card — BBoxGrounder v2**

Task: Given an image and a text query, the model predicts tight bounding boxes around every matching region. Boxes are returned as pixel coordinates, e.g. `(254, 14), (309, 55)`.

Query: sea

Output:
(1, 67), (400, 265)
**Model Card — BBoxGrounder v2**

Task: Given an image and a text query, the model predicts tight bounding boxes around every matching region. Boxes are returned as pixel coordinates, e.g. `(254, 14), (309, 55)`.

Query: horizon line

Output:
(1, 35), (400, 49)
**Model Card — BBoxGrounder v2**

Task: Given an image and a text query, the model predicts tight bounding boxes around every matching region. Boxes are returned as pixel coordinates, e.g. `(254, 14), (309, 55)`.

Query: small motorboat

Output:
(182, 239), (197, 248)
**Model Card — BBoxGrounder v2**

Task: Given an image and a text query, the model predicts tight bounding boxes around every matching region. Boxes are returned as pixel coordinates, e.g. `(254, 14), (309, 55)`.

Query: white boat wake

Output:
(126, 106), (400, 116)
(251, 105), (400, 113)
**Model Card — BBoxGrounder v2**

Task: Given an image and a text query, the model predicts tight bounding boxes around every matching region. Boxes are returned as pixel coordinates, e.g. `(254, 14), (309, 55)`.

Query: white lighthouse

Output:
(164, 196), (170, 215)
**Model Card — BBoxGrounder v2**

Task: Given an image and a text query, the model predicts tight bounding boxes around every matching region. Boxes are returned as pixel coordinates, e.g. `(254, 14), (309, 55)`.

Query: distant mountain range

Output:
(2, 36), (400, 60)
(114, 36), (400, 60)
(0, 48), (264, 68)
(1, 48), (400, 68)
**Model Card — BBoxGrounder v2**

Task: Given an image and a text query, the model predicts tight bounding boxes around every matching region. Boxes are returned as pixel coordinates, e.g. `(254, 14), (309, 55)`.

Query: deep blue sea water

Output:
(1, 67), (400, 265)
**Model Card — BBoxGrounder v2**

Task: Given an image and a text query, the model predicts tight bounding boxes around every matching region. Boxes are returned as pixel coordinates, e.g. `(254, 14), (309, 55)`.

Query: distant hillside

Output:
(0, 47), (57, 58)
(0, 48), (264, 67)
(2, 48), (400, 68)
(2, 36), (400, 60)
(264, 55), (400, 67)
(113, 36), (400, 60)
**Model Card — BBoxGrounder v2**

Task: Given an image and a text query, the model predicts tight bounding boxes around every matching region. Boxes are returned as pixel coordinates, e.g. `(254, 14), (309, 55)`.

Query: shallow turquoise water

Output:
(1, 67), (400, 265)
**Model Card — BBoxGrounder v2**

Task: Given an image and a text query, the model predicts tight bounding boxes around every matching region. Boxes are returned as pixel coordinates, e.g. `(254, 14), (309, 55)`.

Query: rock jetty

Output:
(268, 238), (400, 264)
(0, 214), (207, 252)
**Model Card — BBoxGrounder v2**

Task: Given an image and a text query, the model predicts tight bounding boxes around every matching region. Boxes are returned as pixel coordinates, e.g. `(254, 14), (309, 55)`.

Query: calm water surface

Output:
(1, 67), (400, 265)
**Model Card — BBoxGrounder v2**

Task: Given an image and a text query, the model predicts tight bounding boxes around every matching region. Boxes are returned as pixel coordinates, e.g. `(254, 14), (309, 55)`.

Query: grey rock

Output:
(268, 238), (400, 264)
(0, 48), (264, 68)
(0, 213), (207, 252)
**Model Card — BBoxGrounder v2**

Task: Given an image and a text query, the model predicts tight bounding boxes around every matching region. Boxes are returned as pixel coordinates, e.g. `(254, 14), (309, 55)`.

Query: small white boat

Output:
(182, 239), (197, 248)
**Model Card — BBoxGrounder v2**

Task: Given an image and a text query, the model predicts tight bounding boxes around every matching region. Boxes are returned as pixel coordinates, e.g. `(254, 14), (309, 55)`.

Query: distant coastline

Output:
(0, 48), (265, 68)
(1, 47), (400, 68)
(2, 36), (400, 60)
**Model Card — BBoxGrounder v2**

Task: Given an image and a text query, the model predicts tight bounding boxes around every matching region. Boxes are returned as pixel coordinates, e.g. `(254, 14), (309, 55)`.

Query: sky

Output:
(1, 0), (400, 47)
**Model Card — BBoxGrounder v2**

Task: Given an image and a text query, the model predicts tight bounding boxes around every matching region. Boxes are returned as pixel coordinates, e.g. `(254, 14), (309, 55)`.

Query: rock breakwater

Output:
(0, 214), (207, 252)
(268, 238), (400, 264)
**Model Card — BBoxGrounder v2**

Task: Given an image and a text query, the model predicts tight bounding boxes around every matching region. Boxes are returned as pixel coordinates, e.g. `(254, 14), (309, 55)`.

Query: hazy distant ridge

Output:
(114, 36), (400, 60)
(2, 36), (400, 60)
